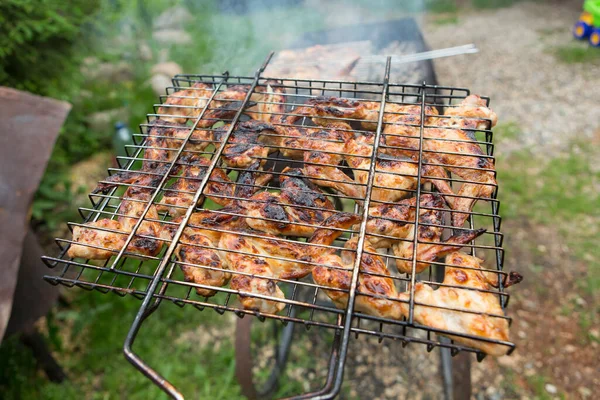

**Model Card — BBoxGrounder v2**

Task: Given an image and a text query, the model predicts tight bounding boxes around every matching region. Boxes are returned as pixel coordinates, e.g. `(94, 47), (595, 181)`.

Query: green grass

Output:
(471, 0), (521, 9)
(0, 289), (245, 400)
(431, 14), (459, 26)
(498, 141), (600, 289)
(425, 0), (458, 14)
(554, 44), (600, 64)
(494, 122), (521, 141)
(525, 374), (565, 400)
(496, 126), (599, 343)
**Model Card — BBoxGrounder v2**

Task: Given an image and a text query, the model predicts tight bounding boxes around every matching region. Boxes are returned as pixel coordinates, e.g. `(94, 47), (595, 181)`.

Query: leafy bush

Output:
(0, 0), (100, 96)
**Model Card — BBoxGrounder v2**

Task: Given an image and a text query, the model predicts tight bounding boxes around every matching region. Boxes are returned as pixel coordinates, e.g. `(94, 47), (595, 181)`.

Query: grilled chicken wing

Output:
(380, 192), (485, 273)
(247, 80), (287, 124)
(157, 82), (248, 127)
(216, 120), (278, 168)
(308, 213), (403, 319)
(364, 194), (444, 249)
(160, 209), (247, 297)
(158, 81), (287, 127)
(157, 158), (271, 217)
(244, 167), (336, 237)
(309, 96), (424, 132)
(399, 251), (513, 356)
(69, 173), (164, 259)
(344, 132), (455, 203)
(430, 95), (498, 227)
(298, 129), (360, 198)
(383, 95), (497, 227)
(94, 119), (215, 194)
(220, 229), (312, 314)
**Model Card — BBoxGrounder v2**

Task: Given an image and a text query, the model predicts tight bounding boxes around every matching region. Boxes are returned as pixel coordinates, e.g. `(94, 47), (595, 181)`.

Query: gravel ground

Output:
(423, 1), (600, 155)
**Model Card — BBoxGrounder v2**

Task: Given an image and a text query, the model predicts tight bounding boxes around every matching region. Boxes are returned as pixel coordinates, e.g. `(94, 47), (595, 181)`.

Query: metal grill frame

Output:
(42, 52), (515, 399)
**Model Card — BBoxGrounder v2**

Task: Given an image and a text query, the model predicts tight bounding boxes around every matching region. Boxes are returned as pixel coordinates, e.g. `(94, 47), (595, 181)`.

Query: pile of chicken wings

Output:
(67, 80), (520, 355)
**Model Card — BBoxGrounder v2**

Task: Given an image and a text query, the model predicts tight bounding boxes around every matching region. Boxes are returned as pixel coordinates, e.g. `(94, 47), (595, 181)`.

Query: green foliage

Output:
(0, 0), (100, 96)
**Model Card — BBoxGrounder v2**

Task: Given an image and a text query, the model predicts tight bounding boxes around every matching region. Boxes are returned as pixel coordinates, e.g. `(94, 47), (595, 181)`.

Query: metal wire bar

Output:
(324, 56), (393, 398)
(408, 84), (429, 324)
(123, 53), (275, 400)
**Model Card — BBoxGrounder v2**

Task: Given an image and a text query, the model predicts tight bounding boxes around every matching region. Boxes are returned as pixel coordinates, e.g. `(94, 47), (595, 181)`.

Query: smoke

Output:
(197, 0), (427, 76)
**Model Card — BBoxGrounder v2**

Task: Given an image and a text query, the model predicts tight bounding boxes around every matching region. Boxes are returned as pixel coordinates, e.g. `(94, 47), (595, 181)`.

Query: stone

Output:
(82, 60), (133, 82)
(149, 74), (173, 96)
(151, 62), (182, 78)
(87, 108), (129, 133)
(139, 43), (153, 61)
(153, 6), (192, 31)
(578, 387), (592, 398)
(544, 384), (557, 394)
(152, 29), (192, 45)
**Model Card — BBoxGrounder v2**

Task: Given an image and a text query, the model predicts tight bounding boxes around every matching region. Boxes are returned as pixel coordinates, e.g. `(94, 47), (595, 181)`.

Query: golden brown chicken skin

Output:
(69, 173), (164, 259)
(364, 194), (444, 249)
(157, 82), (248, 127)
(160, 209), (247, 297)
(382, 95), (498, 227)
(157, 158), (271, 217)
(344, 132), (455, 204)
(399, 251), (515, 356)
(220, 229), (312, 314)
(428, 95), (498, 227)
(307, 213), (403, 320)
(247, 80), (287, 124)
(93, 119), (215, 194)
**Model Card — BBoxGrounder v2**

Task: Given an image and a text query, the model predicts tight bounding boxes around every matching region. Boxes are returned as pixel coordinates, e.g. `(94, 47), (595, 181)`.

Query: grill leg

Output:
(452, 352), (472, 400)
(20, 328), (67, 383)
(440, 340), (453, 400)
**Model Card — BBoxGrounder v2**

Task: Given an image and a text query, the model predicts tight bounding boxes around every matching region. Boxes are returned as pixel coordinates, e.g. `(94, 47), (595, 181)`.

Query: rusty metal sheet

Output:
(0, 87), (71, 341)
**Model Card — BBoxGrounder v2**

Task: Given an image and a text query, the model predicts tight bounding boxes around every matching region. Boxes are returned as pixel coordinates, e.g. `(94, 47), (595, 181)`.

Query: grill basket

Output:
(42, 53), (514, 399)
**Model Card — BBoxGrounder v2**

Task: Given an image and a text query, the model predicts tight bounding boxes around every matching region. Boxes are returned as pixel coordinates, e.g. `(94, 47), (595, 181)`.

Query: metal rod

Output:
(122, 52), (275, 400)
(408, 82), (428, 324)
(326, 56), (392, 399)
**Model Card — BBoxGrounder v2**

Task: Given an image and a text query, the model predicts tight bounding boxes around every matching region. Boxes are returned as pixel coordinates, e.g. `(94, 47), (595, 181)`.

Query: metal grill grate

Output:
(42, 53), (517, 399)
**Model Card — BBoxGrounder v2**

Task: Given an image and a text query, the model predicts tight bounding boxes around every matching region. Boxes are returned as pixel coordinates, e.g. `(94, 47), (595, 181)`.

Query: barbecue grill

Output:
(42, 52), (515, 399)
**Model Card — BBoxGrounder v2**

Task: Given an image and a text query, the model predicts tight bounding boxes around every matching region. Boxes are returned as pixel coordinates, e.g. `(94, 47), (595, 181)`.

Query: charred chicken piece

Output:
(69, 173), (164, 260)
(273, 105), (324, 158)
(216, 120), (278, 168)
(387, 193), (485, 274)
(93, 119), (214, 194)
(244, 167), (336, 237)
(159, 162), (270, 297)
(364, 193), (444, 249)
(399, 251), (515, 356)
(308, 213), (403, 319)
(220, 229), (312, 314)
(299, 129), (360, 199)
